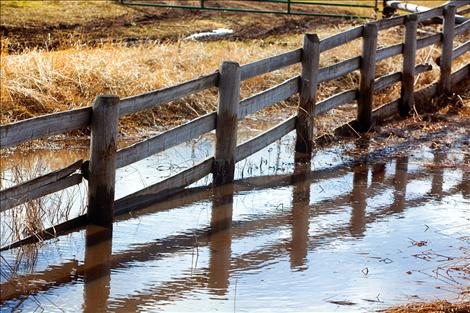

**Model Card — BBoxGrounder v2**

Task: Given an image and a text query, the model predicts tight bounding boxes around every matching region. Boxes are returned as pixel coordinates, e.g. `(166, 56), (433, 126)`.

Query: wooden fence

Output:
(1, 3), (469, 232)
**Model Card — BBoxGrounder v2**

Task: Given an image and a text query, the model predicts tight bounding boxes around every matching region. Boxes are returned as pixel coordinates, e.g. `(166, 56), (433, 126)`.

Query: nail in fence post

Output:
(439, 5), (456, 95)
(357, 23), (378, 132)
(295, 34), (320, 157)
(213, 62), (240, 186)
(87, 95), (120, 228)
(400, 14), (418, 116)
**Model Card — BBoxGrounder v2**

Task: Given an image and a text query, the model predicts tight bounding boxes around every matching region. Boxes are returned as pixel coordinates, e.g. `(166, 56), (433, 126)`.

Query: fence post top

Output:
(405, 14), (418, 22)
(305, 33), (320, 43)
(444, 4), (457, 14)
(94, 95), (120, 108)
(363, 22), (379, 37)
(96, 94), (120, 100)
(221, 61), (240, 68)
(365, 22), (379, 29)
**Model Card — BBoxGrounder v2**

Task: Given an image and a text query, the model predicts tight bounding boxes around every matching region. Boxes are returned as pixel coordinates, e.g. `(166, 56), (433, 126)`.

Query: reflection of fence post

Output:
(209, 185), (234, 295)
(214, 62), (240, 186)
(430, 150), (445, 197)
(463, 154), (470, 199)
(391, 156), (408, 213)
(295, 34), (320, 158)
(400, 14), (418, 116)
(357, 23), (378, 132)
(439, 5), (456, 95)
(350, 163), (368, 237)
(290, 161), (311, 270)
(83, 225), (112, 313)
(87, 95), (119, 228)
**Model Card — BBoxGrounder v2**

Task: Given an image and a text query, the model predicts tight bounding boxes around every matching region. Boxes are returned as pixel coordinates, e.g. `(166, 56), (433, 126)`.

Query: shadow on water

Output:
(1, 131), (470, 312)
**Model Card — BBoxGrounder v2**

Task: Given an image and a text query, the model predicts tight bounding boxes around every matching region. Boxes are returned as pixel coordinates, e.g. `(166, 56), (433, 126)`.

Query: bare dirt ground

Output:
(0, 0), (363, 52)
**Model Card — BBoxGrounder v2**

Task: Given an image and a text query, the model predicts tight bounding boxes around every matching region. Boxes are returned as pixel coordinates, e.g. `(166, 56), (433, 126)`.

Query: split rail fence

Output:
(1, 3), (469, 233)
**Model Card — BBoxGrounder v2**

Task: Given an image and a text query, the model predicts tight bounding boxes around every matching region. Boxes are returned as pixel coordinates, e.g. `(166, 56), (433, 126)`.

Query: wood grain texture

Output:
(318, 57), (361, 83)
(240, 49), (302, 81)
(451, 64), (470, 85)
(455, 19), (470, 36)
(238, 77), (299, 119)
(377, 15), (406, 30)
(319, 26), (363, 52)
(376, 43), (403, 62)
(372, 99), (401, 121)
(236, 116), (296, 162)
(374, 64), (432, 92)
(296, 34), (320, 155)
(114, 158), (214, 215)
(357, 23), (378, 132)
(416, 6), (444, 22)
(315, 89), (358, 116)
(416, 33), (441, 50)
(400, 15), (418, 116)
(87, 95), (119, 227)
(452, 40), (470, 60)
(213, 62), (240, 185)
(0, 107), (91, 149)
(119, 72), (218, 116)
(1, 160), (83, 212)
(1, 174), (82, 212)
(439, 5), (457, 94)
(116, 112), (216, 168)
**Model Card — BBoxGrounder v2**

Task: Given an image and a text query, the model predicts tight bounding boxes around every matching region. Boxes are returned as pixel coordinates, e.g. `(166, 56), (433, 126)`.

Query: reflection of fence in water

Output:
(2, 142), (469, 306)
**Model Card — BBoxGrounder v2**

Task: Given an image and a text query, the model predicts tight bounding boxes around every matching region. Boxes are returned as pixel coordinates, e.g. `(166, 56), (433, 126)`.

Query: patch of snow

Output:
(184, 28), (234, 41)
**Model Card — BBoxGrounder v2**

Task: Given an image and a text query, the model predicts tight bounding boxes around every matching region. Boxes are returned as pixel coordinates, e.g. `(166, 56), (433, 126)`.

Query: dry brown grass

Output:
(1, 23), (468, 134)
(386, 301), (470, 313)
(1, 0), (468, 137)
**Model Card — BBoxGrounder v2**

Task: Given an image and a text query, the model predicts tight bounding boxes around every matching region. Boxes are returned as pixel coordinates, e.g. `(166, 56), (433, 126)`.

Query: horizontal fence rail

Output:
(116, 112), (217, 168)
(0, 107), (91, 149)
(0, 160), (84, 212)
(1, 2), (469, 243)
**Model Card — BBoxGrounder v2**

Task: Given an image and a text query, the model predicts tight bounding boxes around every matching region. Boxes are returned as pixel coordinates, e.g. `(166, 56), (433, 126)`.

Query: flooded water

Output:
(1, 120), (469, 312)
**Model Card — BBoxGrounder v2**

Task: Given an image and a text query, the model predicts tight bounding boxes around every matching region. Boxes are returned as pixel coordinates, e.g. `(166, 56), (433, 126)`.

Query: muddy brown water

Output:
(1, 121), (469, 312)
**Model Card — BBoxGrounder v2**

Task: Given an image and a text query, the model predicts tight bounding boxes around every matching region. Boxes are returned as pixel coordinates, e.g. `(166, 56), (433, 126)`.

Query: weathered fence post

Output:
(87, 95), (120, 228)
(439, 5), (456, 95)
(357, 23), (378, 132)
(213, 62), (240, 186)
(400, 14), (418, 116)
(295, 34), (320, 158)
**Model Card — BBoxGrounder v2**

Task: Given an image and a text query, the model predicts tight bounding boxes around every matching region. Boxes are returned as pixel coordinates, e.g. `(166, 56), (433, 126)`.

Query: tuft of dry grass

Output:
(386, 301), (470, 313)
